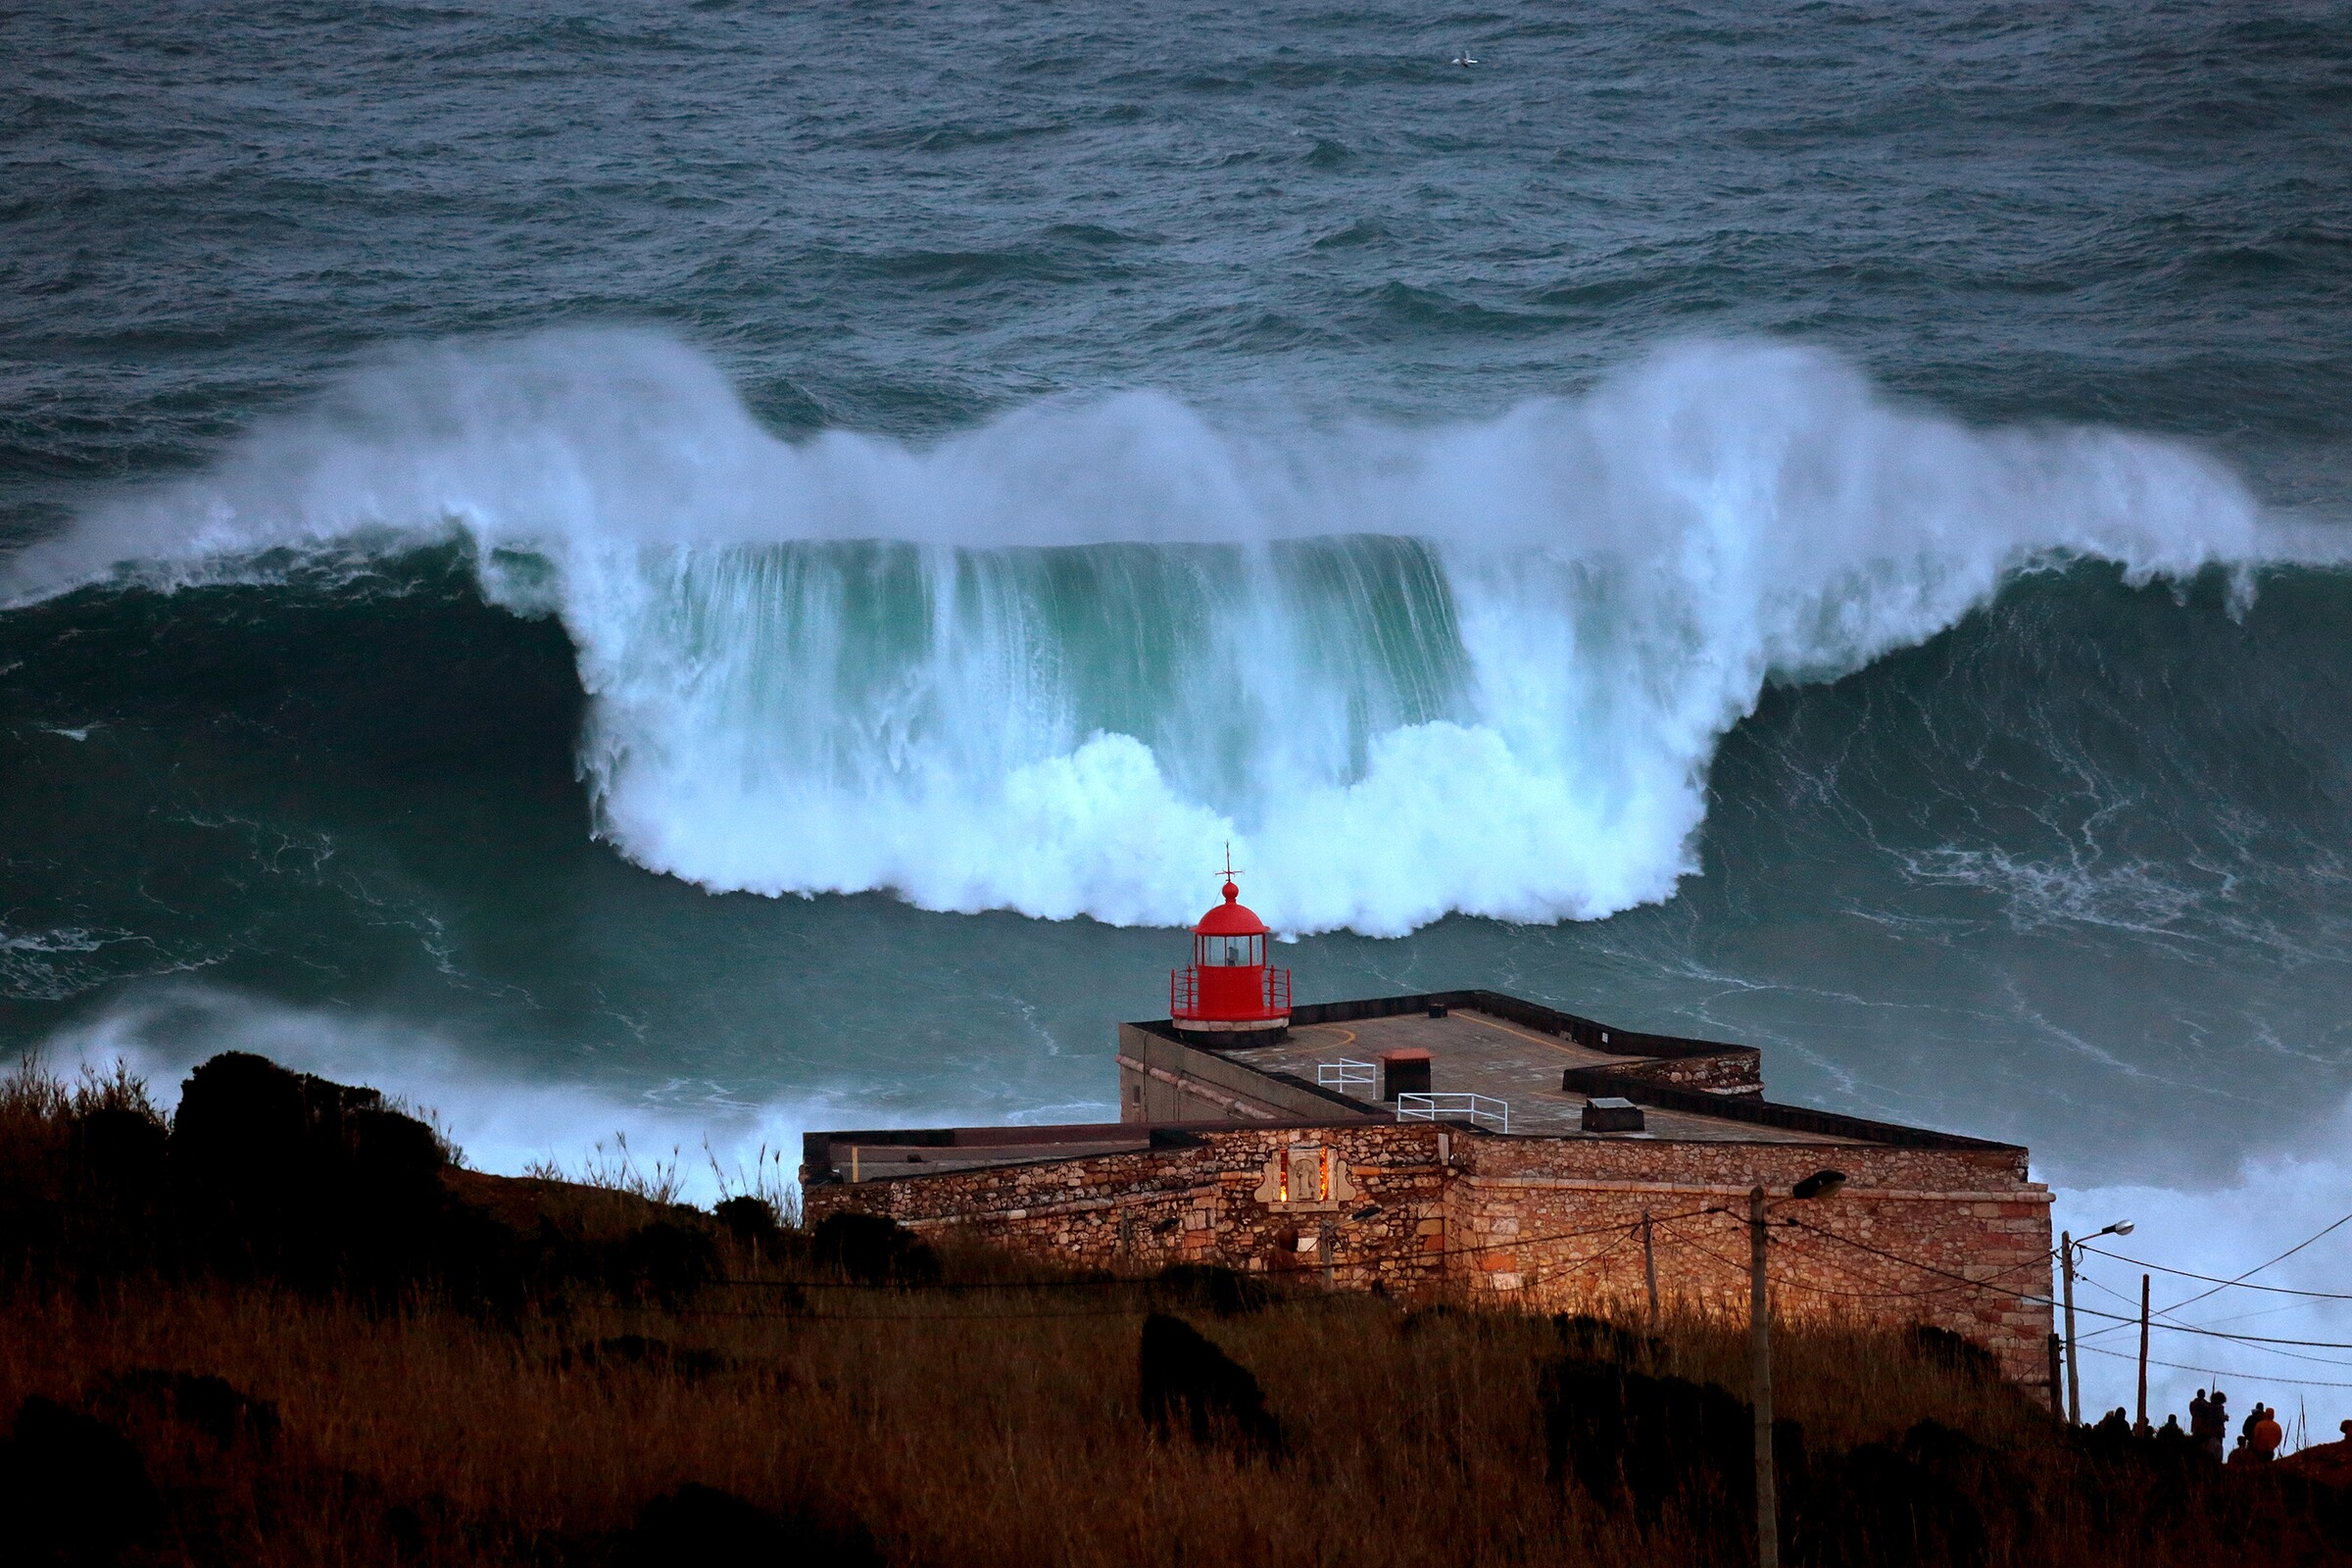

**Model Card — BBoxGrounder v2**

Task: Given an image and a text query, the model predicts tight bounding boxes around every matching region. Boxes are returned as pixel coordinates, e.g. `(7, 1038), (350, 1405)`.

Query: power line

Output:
(706, 1207), (1712, 1310)
(1778, 1217), (2059, 1300)
(1650, 1214), (2040, 1305)
(1788, 1220), (2352, 1355)
(2075, 1341), (2352, 1393)
(695, 1219), (1665, 1323)
(2068, 1272), (2352, 1368)
(2070, 1311), (2352, 1371)
(2144, 1208), (2352, 1320)
(2051, 1295), (2352, 1353)
(1521, 1226), (1640, 1291)
(724, 1205), (1718, 1294)
(1656, 1223), (1941, 1303)
(2083, 1244), (2352, 1301)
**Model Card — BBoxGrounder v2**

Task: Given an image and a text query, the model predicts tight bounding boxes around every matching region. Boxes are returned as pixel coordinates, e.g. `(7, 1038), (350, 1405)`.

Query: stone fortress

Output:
(804, 879), (2055, 1385)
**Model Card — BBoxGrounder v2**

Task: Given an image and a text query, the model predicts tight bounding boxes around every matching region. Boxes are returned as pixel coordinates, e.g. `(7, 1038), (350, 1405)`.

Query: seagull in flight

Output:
(1450, 45), (1479, 67)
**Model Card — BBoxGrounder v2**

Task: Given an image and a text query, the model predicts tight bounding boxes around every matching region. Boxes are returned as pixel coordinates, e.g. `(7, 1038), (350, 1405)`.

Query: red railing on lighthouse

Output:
(1171, 962), (1290, 1021)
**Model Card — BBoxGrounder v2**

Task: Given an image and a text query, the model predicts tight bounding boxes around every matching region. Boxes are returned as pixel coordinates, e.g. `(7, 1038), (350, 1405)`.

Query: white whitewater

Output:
(7, 329), (2267, 934)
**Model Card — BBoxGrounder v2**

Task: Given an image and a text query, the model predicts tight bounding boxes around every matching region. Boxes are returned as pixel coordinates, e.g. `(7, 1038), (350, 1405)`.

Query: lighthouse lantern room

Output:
(1170, 858), (1291, 1038)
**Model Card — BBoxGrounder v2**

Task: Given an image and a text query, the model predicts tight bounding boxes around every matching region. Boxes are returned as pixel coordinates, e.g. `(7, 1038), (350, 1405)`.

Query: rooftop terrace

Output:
(1226, 1005), (1863, 1145)
(802, 989), (2018, 1191)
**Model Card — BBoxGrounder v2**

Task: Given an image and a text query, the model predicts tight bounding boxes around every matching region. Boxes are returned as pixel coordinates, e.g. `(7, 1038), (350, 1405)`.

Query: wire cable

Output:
(2082, 1244), (2352, 1301)
(724, 1203), (1720, 1294)
(2143, 1209), (2352, 1320)
(1791, 1219), (2352, 1354)
(2075, 1341), (2352, 1393)
(689, 1221), (1658, 1324)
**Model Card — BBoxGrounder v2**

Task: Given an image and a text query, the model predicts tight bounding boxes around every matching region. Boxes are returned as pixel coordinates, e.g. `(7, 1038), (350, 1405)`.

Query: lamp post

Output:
(2058, 1219), (2133, 1426)
(1752, 1169), (1844, 1568)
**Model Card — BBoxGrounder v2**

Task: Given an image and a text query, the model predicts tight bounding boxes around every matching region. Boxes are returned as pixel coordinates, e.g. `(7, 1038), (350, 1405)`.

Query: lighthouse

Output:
(1169, 860), (1291, 1039)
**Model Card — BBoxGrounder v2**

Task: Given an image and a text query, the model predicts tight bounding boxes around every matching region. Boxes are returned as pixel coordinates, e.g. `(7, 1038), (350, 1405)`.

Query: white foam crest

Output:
(5, 329), (2277, 932)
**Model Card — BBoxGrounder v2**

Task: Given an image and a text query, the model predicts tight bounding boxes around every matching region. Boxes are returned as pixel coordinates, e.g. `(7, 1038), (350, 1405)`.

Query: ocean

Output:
(5, 0), (2350, 1416)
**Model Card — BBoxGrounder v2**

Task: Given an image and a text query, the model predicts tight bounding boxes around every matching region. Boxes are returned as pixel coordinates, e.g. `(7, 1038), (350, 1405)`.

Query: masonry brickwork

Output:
(806, 1118), (2054, 1383)
(805, 991), (2055, 1386)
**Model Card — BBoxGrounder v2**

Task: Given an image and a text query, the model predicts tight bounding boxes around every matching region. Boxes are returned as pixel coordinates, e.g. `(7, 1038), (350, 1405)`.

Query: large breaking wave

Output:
(2, 329), (2280, 934)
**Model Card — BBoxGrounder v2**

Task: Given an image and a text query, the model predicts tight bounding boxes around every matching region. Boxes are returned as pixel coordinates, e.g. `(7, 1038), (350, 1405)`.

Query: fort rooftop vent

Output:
(1379, 1048), (1432, 1101)
(1581, 1097), (1645, 1133)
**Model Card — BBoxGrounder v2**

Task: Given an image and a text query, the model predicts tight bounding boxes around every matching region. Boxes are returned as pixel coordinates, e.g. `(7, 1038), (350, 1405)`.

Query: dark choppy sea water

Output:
(6, 2), (2351, 1409)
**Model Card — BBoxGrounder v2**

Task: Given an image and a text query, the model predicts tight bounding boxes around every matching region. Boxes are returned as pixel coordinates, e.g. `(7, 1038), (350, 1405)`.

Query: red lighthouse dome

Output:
(1170, 867), (1292, 1038)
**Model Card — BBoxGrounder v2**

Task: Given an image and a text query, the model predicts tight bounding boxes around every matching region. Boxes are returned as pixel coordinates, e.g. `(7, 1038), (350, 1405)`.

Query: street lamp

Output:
(2059, 1220), (2133, 1426)
(1752, 1170), (1844, 1568)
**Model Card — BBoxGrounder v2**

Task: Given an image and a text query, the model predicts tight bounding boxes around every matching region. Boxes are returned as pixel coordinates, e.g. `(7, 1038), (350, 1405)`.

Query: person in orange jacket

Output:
(2251, 1405), (2284, 1461)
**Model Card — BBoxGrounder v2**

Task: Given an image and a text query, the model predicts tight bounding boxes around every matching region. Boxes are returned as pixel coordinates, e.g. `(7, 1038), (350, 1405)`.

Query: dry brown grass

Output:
(2, 1055), (2345, 1566)
(7, 1267), (2341, 1568)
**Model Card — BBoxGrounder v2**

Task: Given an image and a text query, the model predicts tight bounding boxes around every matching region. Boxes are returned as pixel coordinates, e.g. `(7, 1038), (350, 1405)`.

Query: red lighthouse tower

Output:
(1170, 855), (1291, 1039)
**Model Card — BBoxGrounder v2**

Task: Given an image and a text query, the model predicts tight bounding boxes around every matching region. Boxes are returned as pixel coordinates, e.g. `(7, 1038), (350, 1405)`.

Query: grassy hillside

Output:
(2, 1054), (2345, 1567)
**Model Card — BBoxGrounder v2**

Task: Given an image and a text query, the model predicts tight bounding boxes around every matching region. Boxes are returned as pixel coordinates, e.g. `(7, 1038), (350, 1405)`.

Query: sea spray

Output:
(8, 330), (2267, 934)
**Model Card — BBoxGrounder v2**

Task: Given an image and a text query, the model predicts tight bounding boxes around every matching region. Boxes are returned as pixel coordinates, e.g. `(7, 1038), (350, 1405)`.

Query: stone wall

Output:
(1563, 1054), (1762, 1097)
(812, 1121), (1454, 1292)
(805, 1119), (2055, 1385)
(1443, 1133), (2053, 1380)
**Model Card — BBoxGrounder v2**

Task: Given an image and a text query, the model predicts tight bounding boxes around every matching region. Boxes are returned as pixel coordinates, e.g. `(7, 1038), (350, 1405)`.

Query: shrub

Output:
(1138, 1312), (1288, 1462)
(602, 1222), (721, 1308)
(1155, 1260), (1270, 1317)
(616, 1483), (880, 1568)
(808, 1210), (939, 1287)
(0, 1396), (164, 1564)
(1539, 1352), (1790, 1531)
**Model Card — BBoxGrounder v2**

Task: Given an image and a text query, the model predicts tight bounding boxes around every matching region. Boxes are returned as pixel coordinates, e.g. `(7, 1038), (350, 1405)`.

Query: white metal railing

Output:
(1316, 1057), (1376, 1091)
(1395, 1093), (1509, 1134)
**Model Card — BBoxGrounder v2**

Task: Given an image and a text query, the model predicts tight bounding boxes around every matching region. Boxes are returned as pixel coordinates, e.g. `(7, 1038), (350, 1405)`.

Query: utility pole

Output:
(2060, 1230), (2081, 1426)
(2136, 1274), (2151, 1432)
(1744, 1171), (1842, 1568)
(1749, 1186), (1778, 1568)
(1642, 1209), (1660, 1333)
(2046, 1334), (2065, 1419)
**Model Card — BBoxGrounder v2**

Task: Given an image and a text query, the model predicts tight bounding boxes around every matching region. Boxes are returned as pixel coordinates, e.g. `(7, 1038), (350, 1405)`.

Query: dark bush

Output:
(0, 1396), (164, 1565)
(808, 1210), (939, 1286)
(172, 1053), (315, 1236)
(615, 1483), (880, 1568)
(1138, 1312), (1287, 1462)
(165, 1052), (494, 1299)
(1553, 1311), (1659, 1365)
(172, 1053), (442, 1279)
(1539, 1353), (1800, 1535)
(105, 1368), (279, 1451)
(1905, 1323), (2002, 1383)
(73, 1106), (169, 1199)
(1794, 1431), (1984, 1568)
(1398, 1303), (1478, 1337)
(714, 1195), (783, 1248)
(1155, 1260), (1269, 1316)
(1539, 1344), (2047, 1567)
(349, 1105), (448, 1197)
(381, 1503), (427, 1560)
(605, 1221), (719, 1307)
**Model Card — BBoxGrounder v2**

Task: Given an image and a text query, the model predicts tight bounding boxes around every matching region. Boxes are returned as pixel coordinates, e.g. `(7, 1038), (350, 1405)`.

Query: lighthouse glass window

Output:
(1200, 932), (1260, 966)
